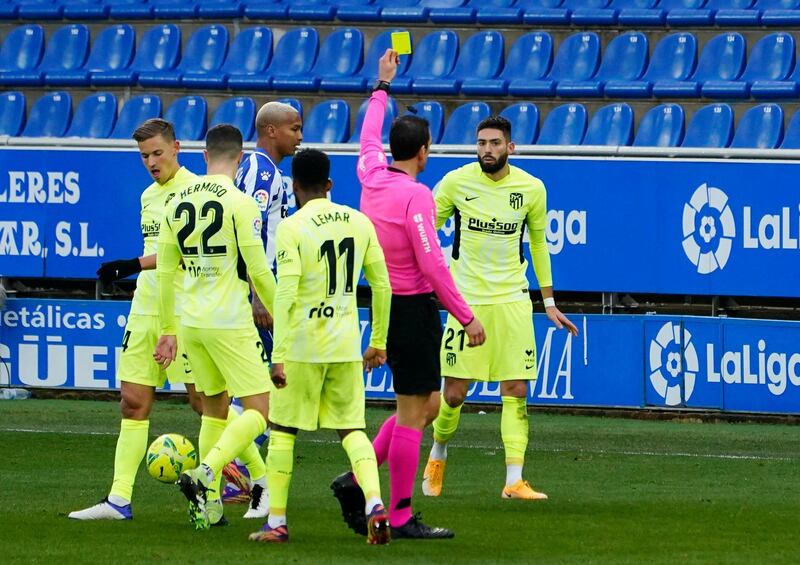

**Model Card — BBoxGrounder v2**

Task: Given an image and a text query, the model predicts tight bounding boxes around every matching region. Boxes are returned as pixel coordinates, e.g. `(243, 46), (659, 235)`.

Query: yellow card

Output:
(391, 31), (412, 55)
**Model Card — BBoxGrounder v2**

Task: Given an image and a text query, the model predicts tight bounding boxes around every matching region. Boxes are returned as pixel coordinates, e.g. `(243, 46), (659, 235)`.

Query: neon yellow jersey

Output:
(274, 198), (386, 363)
(130, 166), (197, 316)
(159, 174), (266, 329)
(435, 162), (549, 305)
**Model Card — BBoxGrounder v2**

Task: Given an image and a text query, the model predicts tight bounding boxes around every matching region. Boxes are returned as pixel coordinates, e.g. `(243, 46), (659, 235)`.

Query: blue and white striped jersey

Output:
(234, 148), (294, 267)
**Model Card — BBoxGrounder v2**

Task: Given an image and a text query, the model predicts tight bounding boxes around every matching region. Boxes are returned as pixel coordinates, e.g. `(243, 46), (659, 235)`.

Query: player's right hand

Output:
(378, 48), (399, 83)
(464, 317), (486, 348)
(97, 258), (142, 284)
(271, 363), (287, 389)
(362, 347), (387, 371)
(251, 295), (273, 329)
(153, 335), (177, 368)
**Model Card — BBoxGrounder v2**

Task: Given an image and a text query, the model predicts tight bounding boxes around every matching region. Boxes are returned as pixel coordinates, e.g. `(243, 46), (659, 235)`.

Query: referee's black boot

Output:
(330, 471), (367, 536)
(390, 513), (455, 539)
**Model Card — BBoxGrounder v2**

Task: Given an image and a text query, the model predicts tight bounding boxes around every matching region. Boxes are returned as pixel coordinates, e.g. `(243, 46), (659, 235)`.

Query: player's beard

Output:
(479, 152), (508, 174)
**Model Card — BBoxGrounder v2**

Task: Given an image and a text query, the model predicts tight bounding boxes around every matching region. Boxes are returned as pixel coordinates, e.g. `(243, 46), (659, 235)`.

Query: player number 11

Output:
(319, 237), (355, 297)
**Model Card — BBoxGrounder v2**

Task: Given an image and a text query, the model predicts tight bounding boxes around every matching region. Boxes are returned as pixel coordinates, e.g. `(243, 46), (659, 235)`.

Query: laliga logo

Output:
(682, 183), (736, 275)
(648, 322), (699, 406)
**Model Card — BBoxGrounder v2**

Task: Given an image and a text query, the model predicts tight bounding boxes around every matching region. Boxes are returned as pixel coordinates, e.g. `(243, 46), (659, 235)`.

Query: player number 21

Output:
(319, 237), (355, 296)
(443, 327), (466, 351)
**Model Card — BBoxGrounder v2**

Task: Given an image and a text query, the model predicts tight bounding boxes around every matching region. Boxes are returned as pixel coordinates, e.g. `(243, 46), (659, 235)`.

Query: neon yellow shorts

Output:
(440, 300), (536, 381)
(117, 313), (194, 388)
(182, 325), (270, 398)
(269, 361), (365, 432)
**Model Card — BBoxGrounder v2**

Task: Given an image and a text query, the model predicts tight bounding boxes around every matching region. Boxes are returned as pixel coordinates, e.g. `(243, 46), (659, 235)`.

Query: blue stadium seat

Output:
(244, 0), (290, 20)
(0, 24), (44, 85)
(568, 0), (617, 25)
(522, 0), (572, 26)
(605, 32), (697, 98)
(110, 94), (162, 139)
(413, 31), (503, 95)
(653, 32), (744, 98)
(9, 24), (90, 87)
(286, 0), (337, 21)
(664, 0), (714, 26)
(499, 102), (539, 144)
(408, 100), (444, 143)
(61, 0), (111, 20)
(730, 103), (783, 148)
(462, 32), (552, 97)
(106, 0), (154, 19)
(0, 0), (19, 19)
(16, 0), (63, 20)
(274, 27), (363, 92)
(92, 24), (180, 86)
(321, 28), (412, 92)
(613, 0), (667, 25)
(557, 32), (647, 98)
(349, 96), (398, 143)
(303, 99), (350, 143)
(711, 0), (759, 26)
(197, 0), (245, 18)
(759, 0), (800, 25)
(381, 0), (461, 23)
(750, 50), (800, 98)
(704, 32), (795, 98)
(583, 103), (633, 146)
(509, 32), (599, 97)
(210, 97), (256, 141)
(779, 109), (800, 148)
(473, 0), (523, 25)
(440, 101), (491, 145)
(277, 97), (303, 119)
(139, 25), (228, 88)
(186, 26), (272, 90)
(334, 0), (385, 22)
(164, 96), (208, 141)
(66, 92), (117, 138)
(22, 91), (71, 137)
(537, 103), (587, 145)
(150, 0), (199, 19)
(633, 104), (685, 147)
(52, 24), (134, 87)
(391, 30), (458, 94)
(429, 0), (478, 23)
(682, 103), (733, 148)
(0, 91), (25, 136)
(250, 27), (319, 91)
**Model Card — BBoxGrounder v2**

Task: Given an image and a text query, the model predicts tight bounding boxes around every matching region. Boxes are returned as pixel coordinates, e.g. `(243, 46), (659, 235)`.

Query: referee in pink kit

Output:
(332, 49), (485, 539)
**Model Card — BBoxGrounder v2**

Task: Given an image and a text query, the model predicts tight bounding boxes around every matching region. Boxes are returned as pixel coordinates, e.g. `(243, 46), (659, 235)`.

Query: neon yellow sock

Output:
(267, 431), (296, 519)
(227, 409), (266, 481)
(432, 395), (463, 445)
(204, 409), (266, 479)
(198, 415), (228, 501)
(109, 419), (149, 503)
(501, 396), (528, 466)
(342, 431), (381, 502)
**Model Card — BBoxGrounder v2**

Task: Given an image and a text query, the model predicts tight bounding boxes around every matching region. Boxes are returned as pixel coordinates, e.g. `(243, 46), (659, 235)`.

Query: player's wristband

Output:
(372, 80), (390, 94)
(543, 297), (556, 309)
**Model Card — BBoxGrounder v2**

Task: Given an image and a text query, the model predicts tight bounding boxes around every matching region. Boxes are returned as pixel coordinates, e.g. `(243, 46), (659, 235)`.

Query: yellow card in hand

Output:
(391, 31), (412, 55)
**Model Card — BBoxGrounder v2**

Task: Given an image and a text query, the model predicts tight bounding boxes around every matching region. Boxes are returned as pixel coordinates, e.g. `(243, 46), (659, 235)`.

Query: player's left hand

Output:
(97, 258), (142, 284)
(153, 335), (177, 368)
(271, 363), (287, 389)
(546, 306), (579, 336)
(363, 347), (387, 371)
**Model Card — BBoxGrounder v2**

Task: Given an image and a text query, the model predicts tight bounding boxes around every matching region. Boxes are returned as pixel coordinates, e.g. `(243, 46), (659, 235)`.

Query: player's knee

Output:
(443, 390), (466, 408)
(120, 393), (150, 420)
(501, 381), (528, 399)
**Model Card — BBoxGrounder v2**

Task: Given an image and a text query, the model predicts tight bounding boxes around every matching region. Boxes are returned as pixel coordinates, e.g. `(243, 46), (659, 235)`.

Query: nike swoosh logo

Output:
(525, 364), (534, 370)
(142, 203), (151, 210)
(465, 196), (479, 201)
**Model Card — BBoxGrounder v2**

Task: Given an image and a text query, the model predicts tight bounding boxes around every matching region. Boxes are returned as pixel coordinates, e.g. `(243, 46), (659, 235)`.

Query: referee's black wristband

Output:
(372, 80), (391, 94)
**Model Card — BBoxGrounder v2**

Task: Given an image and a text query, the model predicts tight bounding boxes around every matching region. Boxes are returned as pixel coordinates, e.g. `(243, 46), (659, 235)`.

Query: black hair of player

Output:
(477, 115), (512, 142)
(389, 115), (430, 161)
(132, 118), (175, 143)
(292, 148), (330, 193)
(206, 124), (243, 161)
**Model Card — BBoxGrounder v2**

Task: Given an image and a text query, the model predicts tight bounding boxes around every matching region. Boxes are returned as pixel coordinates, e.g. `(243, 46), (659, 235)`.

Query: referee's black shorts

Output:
(386, 293), (443, 395)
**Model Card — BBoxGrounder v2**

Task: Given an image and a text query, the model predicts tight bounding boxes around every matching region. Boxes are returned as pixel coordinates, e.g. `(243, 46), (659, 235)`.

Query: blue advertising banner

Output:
(2, 299), (799, 415)
(1, 148), (798, 297)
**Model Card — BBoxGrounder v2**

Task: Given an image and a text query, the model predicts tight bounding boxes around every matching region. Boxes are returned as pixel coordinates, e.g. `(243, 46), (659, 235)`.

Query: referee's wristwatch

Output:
(372, 80), (391, 94)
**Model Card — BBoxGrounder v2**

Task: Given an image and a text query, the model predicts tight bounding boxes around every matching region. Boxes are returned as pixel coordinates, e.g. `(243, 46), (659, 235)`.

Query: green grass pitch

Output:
(1, 399), (798, 564)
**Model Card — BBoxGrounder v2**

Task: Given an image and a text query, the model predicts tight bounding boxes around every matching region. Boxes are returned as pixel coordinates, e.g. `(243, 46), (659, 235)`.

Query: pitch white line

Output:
(2, 427), (795, 462)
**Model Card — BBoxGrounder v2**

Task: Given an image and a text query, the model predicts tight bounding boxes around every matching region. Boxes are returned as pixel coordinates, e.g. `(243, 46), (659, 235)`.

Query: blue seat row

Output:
(1, 1), (800, 27)
(3, 90), (797, 149)
(5, 25), (800, 99)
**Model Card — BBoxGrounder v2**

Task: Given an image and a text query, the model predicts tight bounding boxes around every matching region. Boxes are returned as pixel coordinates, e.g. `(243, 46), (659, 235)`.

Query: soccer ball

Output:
(146, 433), (198, 484)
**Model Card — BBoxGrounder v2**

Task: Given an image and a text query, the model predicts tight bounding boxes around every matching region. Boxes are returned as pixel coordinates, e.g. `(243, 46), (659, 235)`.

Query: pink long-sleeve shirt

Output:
(358, 90), (474, 326)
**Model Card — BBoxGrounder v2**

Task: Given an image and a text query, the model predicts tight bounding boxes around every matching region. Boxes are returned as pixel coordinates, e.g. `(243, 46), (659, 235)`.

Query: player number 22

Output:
(174, 201), (227, 257)
(319, 237), (355, 296)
